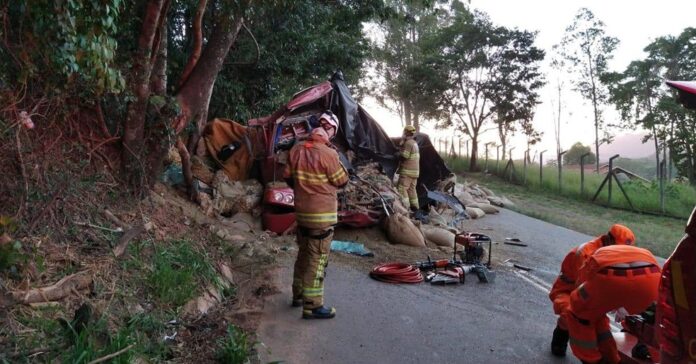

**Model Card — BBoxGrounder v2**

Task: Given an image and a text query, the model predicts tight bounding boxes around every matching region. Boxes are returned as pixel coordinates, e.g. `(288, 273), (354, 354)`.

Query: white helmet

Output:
(318, 112), (339, 139)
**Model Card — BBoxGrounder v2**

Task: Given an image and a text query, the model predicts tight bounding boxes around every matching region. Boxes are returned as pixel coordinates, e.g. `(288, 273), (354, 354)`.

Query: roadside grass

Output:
(464, 172), (687, 258)
(5, 238), (228, 363)
(215, 325), (252, 364)
(9, 307), (137, 364)
(443, 155), (696, 219)
(147, 239), (220, 307)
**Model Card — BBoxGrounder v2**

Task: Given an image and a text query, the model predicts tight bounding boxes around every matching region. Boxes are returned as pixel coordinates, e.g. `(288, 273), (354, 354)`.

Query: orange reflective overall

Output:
(566, 245), (660, 363)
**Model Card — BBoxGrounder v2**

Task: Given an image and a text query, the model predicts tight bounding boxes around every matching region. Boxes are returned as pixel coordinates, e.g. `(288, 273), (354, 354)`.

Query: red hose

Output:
(369, 263), (423, 284)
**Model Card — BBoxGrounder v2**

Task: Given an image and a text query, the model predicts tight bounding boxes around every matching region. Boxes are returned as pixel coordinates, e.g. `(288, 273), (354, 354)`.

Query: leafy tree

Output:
(1, 0), (385, 197)
(563, 142), (595, 165)
(436, 6), (545, 171)
(604, 27), (696, 184)
(603, 59), (663, 176)
(370, 0), (450, 131)
(554, 8), (619, 173)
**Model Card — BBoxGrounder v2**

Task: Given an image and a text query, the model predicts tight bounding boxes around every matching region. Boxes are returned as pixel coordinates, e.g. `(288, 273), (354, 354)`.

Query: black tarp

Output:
(328, 71), (452, 191)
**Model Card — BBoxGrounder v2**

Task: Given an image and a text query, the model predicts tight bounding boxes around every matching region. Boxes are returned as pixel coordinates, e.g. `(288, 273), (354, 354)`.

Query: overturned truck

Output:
(203, 71), (453, 234)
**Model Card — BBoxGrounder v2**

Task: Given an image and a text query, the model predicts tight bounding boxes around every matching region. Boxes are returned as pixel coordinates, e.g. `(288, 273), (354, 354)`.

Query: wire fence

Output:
(433, 137), (696, 220)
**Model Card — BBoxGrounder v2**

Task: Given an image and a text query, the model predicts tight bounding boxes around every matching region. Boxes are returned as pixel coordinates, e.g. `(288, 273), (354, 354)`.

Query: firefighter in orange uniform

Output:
(397, 125), (420, 213)
(284, 112), (349, 319)
(549, 224), (636, 357)
(565, 244), (661, 363)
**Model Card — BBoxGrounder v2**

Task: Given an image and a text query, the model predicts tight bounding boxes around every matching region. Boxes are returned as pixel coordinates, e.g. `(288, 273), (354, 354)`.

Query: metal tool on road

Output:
(414, 232), (496, 284)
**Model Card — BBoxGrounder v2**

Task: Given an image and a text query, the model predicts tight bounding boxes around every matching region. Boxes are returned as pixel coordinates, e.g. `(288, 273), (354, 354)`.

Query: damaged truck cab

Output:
(246, 72), (454, 234)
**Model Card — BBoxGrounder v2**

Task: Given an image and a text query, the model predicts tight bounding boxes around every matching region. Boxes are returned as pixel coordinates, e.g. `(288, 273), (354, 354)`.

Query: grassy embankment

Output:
(443, 156), (694, 257)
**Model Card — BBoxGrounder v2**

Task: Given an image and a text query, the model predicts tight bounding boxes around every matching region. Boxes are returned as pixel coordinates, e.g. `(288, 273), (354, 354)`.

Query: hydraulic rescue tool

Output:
(415, 232), (496, 284)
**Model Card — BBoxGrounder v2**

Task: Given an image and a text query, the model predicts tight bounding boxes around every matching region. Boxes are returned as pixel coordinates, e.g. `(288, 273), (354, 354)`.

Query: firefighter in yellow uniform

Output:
(283, 112), (349, 319)
(397, 125), (420, 213)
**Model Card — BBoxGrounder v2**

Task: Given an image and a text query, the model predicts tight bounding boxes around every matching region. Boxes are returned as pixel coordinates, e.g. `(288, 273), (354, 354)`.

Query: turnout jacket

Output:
(549, 236), (604, 314)
(398, 137), (420, 178)
(283, 134), (349, 229)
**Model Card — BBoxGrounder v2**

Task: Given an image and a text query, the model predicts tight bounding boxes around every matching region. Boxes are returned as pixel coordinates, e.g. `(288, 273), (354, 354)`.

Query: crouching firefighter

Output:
(397, 125), (420, 215)
(283, 112), (349, 319)
(565, 244), (660, 364)
(549, 224), (635, 357)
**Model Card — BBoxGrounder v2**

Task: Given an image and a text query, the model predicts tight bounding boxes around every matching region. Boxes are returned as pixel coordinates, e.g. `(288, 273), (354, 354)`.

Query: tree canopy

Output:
(563, 142), (596, 165)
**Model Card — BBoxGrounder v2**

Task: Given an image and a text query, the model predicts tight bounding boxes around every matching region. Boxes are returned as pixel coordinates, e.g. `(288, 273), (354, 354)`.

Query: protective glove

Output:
(612, 307), (629, 323)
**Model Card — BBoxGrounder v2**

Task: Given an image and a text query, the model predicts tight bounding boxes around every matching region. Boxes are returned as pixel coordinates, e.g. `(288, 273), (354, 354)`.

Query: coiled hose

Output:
(369, 263), (423, 284)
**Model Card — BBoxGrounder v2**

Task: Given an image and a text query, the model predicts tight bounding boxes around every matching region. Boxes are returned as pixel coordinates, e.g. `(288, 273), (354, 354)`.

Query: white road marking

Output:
(512, 270), (622, 331)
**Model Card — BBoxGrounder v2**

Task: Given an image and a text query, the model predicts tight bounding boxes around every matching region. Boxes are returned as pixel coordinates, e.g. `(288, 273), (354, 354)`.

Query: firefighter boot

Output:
(551, 326), (569, 357)
(291, 296), (303, 307)
(302, 306), (336, 319)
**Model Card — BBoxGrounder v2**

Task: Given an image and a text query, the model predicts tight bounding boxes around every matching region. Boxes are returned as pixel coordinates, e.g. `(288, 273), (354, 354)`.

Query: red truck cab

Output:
(247, 80), (386, 233)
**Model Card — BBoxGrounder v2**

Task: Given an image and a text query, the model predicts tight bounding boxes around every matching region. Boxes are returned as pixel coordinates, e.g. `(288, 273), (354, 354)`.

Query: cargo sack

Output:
(423, 227), (455, 248)
(465, 207), (486, 219)
(471, 202), (499, 214)
(383, 213), (425, 247)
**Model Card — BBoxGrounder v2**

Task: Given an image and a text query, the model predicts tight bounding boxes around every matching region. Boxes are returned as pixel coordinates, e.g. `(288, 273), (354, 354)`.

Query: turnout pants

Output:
(566, 265), (660, 363)
(292, 227), (334, 309)
(397, 175), (419, 209)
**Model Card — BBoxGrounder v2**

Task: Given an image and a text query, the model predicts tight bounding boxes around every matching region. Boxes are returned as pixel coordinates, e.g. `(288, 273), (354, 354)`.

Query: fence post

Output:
(484, 143), (490, 172)
(580, 152), (591, 197)
(607, 154), (619, 205)
(523, 149), (528, 185)
(539, 150), (547, 186)
(558, 150), (567, 193)
(496, 145), (501, 175)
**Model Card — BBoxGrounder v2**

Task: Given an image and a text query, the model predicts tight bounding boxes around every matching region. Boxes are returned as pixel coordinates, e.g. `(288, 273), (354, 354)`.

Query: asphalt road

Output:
(257, 209), (605, 364)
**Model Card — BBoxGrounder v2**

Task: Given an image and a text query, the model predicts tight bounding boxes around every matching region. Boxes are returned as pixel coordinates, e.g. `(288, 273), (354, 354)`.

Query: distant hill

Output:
(598, 132), (654, 161)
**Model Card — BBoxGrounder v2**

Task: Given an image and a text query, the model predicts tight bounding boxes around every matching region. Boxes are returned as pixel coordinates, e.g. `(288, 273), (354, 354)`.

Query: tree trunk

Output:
(469, 137), (479, 172)
(652, 127), (660, 180)
(687, 142), (696, 185)
(403, 99), (412, 127)
(413, 110), (420, 132)
(177, 0), (208, 90)
(150, 20), (168, 96)
(174, 15), (245, 133)
(594, 117), (600, 173)
(122, 0), (167, 190)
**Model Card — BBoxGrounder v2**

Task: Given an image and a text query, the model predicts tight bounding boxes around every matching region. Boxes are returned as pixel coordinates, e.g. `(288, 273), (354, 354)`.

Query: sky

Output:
(363, 0), (696, 161)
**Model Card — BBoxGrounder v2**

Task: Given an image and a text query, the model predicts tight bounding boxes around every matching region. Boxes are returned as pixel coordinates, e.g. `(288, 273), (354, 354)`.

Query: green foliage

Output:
(2, 0), (125, 96)
(207, 1), (384, 121)
(444, 154), (696, 219)
(563, 142), (595, 165)
(126, 312), (173, 360)
(369, 0), (451, 125)
(215, 325), (252, 364)
(555, 8), (619, 159)
(604, 27), (696, 185)
(0, 240), (26, 274)
(431, 5), (545, 170)
(61, 320), (135, 364)
(147, 240), (218, 307)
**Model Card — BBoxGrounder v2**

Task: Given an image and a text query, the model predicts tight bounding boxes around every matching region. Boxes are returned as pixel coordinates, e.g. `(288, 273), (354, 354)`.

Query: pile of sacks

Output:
(453, 182), (514, 219)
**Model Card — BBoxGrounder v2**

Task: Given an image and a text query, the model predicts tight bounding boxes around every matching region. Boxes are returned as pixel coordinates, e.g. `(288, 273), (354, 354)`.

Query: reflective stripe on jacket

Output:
(283, 135), (349, 229)
(398, 138), (419, 178)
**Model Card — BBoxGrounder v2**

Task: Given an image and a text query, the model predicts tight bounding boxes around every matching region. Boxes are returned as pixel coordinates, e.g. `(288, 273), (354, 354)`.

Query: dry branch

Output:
(10, 272), (92, 305)
(87, 344), (135, 364)
(112, 225), (145, 258)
